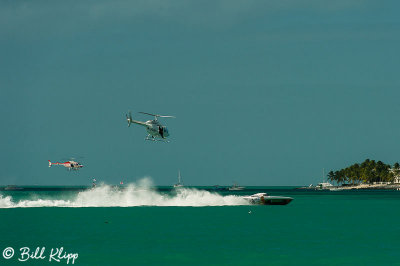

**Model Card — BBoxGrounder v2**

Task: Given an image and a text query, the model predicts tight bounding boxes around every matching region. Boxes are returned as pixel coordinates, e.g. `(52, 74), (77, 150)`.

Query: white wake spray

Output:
(0, 178), (248, 208)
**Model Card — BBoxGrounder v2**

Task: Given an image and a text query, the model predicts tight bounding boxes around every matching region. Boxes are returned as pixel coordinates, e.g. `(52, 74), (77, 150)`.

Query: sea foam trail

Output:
(0, 179), (248, 208)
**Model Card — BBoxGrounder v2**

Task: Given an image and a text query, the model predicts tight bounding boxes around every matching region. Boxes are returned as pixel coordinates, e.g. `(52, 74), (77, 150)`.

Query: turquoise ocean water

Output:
(1, 185), (400, 265)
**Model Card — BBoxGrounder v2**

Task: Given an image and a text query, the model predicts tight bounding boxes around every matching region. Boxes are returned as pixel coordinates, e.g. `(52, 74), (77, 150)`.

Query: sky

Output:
(1, 0), (400, 186)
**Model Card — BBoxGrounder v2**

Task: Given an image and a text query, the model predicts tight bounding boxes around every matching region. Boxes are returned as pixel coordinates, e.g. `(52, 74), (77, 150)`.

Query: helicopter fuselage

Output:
(48, 160), (83, 170)
(144, 120), (169, 139)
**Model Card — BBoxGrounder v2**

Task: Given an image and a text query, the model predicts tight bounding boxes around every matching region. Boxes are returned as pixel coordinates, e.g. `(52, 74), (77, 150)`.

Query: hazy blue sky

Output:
(1, 0), (400, 186)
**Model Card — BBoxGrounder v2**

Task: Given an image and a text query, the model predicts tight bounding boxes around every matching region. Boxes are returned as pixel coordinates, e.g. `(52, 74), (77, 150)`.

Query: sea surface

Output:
(1, 183), (400, 265)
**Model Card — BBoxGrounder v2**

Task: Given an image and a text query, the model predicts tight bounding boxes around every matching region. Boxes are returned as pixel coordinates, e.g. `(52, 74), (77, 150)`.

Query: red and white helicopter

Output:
(48, 160), (84, 170)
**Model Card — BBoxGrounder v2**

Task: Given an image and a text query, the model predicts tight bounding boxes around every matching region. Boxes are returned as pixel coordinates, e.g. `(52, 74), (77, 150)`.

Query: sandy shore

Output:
(298, 184), (400, 190)
(329, 184), (400, 190)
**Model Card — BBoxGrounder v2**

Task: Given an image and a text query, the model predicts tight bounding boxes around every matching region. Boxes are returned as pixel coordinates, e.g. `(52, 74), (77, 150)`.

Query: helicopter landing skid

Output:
(145, 136), (169, 143)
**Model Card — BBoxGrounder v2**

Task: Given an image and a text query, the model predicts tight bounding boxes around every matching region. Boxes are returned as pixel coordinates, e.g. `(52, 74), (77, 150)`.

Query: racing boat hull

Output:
(243, 193), (293, 205)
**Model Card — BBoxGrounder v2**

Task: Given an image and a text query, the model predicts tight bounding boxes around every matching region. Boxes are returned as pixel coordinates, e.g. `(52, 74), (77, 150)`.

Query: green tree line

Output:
(327, 159), (400, 185)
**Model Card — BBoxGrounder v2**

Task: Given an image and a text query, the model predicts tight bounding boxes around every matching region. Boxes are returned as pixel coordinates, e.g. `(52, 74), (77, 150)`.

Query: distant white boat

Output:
(228, 183), (245, 191)
(316, 182), (334, 190)
(316, 169), (334, 190)
(174, 170), (184, 188)
(329, 187), (344, 191)
(4, 185), (23, 191)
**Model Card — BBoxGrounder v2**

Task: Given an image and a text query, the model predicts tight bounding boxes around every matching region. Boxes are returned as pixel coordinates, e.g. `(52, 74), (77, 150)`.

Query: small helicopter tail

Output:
(126, 111), (133, 127)
(48, 160), (52, 168)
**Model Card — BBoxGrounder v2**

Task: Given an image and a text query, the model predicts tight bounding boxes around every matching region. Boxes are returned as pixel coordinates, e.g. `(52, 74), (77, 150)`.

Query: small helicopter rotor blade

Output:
(126, 114), (130, 127)
(139, 111), (158, 117)
(139, 112), (175, 118)
(61, 156), (84, 162)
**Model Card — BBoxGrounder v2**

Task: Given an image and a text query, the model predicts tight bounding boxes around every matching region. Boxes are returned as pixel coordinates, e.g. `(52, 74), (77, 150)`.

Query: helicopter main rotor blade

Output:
(61, 156), (84, 162)
(139, 112), (175, 118)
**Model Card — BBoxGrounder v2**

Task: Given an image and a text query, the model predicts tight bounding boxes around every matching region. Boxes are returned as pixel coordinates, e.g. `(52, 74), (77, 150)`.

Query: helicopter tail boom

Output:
(126, 111), (147, 127)
(48, 160), (64, 167)
(48, 160), (62, 167)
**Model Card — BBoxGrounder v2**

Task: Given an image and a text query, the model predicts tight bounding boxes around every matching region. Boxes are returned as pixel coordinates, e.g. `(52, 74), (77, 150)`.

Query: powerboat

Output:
(228, 183), (245, 191)
(243, 193), (293, 205)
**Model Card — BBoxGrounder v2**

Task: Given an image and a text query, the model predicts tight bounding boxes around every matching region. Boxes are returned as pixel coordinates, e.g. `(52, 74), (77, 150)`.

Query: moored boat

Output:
(228, 183), (245, 191)
(316, 182), (334, 190)
(3, 185), (24, 191)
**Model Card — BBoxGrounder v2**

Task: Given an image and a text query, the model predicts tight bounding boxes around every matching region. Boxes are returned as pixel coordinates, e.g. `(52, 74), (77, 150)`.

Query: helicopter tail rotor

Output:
(48, 160), (52, 168)
(126, 111), (133, 127)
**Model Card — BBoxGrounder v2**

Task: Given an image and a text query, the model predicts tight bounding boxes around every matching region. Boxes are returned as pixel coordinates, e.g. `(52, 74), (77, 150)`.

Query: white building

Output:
(389, 168), (400, 184)
(394, 174), (400, 184)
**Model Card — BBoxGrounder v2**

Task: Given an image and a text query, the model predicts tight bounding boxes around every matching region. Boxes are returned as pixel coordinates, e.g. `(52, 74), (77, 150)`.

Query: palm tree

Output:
(327, 171), (335, 184)
(329, 159), (397, 184)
